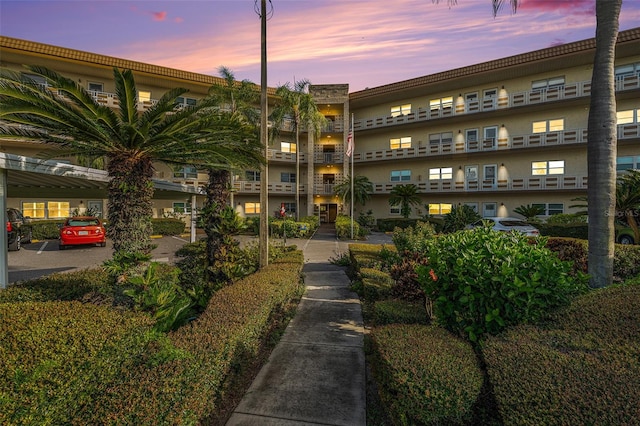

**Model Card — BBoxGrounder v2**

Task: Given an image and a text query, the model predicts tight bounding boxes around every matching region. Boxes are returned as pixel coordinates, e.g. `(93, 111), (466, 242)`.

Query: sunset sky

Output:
(1, 0), (640, 92)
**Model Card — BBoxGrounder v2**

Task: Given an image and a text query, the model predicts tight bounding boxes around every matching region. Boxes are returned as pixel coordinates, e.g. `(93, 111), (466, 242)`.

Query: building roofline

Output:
(0, 35), (276, 96)
(349, 27), (640, 101)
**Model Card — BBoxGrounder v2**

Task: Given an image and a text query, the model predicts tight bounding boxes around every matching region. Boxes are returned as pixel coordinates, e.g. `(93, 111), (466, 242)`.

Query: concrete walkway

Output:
(226, 225), (368, 426)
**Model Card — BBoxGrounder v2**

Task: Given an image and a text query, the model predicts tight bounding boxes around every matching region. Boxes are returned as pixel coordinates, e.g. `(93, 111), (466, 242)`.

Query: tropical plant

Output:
(615, 169), (640, 244)
(389, 184), (422, 218)
(513, 204), (545, 221)
(0, 65), (257, 258)
(333, 174), (374, 210)
(442, 204), (481, 233)
(271, 79), (327, 219)
(203, 67), (263, 285)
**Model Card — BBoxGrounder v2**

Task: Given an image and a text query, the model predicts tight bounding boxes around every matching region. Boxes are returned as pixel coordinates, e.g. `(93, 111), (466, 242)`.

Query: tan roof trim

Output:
(0, 35), (276, 95)
(349, 27), (640, 101)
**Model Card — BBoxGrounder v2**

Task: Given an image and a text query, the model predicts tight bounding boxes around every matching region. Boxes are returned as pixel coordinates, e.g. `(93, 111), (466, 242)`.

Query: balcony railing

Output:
(314, 184), (335, 195)
(314, 152), (344, 164)
(232, 182), (306, 194)
(370, 175), (587, 194)
(353, 75), (639, 132)
(267, 149), (306, 163)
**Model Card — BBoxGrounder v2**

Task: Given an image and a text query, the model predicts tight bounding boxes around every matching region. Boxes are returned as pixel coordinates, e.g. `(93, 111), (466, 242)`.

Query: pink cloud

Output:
(174, 17), (184, 24)
(152, 11), (167, 22)
(520, 0), (595, 15)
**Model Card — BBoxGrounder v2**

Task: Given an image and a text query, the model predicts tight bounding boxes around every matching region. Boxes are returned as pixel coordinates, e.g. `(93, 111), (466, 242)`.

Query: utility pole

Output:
(258, 0), (270, 268)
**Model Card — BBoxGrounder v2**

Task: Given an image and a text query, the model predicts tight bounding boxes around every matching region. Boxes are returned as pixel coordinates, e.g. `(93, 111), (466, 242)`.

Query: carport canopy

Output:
(0, 152), (201, 288)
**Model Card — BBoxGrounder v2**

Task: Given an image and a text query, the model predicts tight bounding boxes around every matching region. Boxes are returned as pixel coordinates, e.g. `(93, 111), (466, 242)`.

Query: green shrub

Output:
(376, 218), (419, 232)
(544, 237), (588, 275)
(537, 222), (588, 239)
(370, 324), (483, 425)
(390, 252), (428, 302)
(362, 277), (392, 301)
(392, 221), (436, 255)
(335, 215), (364, 239)
(483, 284), (640, 425)
(28, 220), (64, 240)
(372, 299), (428, 325)
(442, 205), (481, 233)
(151, 218), (186, 235)
(417, 227), (589, 342)
(545, 213), (587, 225)
(613, 243), (640, 282)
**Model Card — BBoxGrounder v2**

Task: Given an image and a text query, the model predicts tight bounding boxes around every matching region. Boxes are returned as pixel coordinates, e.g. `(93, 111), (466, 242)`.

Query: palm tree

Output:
(513, 204), (545, 221)
(270, 79), (326, 220)
(203, 67), (262, 285)
(333, 174), (374, 211)
(0, 65), (259, 258)
(615, 169), (640, 245)
(389, 184), (422, 219)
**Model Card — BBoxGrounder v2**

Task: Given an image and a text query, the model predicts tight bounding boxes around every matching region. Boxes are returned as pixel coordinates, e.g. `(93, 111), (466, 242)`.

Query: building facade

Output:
(1, 28), (639, 223)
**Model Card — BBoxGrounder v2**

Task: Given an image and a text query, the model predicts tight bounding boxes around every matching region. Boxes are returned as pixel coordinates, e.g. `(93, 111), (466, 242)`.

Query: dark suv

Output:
(6, 208), (31, 251)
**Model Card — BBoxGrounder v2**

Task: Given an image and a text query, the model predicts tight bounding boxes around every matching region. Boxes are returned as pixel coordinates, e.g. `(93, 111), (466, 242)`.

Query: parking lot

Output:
(8, 235), (191, 284)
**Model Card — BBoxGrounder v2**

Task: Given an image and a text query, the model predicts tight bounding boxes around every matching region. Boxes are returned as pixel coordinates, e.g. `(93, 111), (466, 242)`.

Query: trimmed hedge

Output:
(335, 215), (364, 239)
(370, 324), (483, 425)
(151, 218), (186, 235)
(0, 259), (304, 425)
(483, 283), (640, 425)
(372, 299), (428, 325)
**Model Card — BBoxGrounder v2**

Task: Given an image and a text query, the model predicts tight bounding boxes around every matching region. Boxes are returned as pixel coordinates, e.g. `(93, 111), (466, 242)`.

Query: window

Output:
(615, 62), (640, 80)
(482, 202), (497, 217)
(22, 202), (46, 219)
(532, 160), (565, 175)
(280, 172), (296, 183)
(389, 206), (401, 215)
(282, 202), (296, 213)
(390, 104), (411, 117)
(390, 137), (411, 149)
(532, 203), (564, 216)
(429, 132), (453, 145)
(245, 202), (261, 214)
(172, 202), (192, 214)
(465, 92), (478, 104)
(617, 155), (640, 172)
(533, 118), (565, 133)
(484, 126), (497, 144)
(138, 90), (151, 103)
(617, 109), (638, 124)
(245, 170), (261, 181)
(483, 88), (497, 99)
(47, 202), (70, 218)
(24, 73), (47, 89)
(429, 167), (453, 180)
(466, 129), (478, 142)
(390, 170), (411, 182)
(430, 97), (453, 110)
(173, 166), (198, 179)
(532, 76), (565, 92)
(176, 96), (197, 108)
(428, 203), (452, 215)
(464, 202), (479, 213)
(88, 82), (103, 93)
(281, 142), (297, 153)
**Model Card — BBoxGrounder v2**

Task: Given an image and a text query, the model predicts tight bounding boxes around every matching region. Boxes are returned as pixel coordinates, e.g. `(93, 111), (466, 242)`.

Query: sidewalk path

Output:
(226, 225), (367, 426)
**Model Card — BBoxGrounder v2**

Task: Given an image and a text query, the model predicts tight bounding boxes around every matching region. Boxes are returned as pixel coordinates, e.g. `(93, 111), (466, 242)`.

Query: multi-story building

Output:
(1, 27), (639, 223)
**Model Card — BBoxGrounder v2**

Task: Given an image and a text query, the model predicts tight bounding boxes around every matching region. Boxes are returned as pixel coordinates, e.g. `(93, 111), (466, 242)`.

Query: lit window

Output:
(245, 202), (261, 214)
(48, 202), (70, 218)
(390, 104), (411, 117)
(617, 110), (635, 124)
(390, 170), (411, 182)
(22, 202), (46, 219)
(532, 160), (565, 175)
(429, 167), (453, 180)
(390, 137), (411, 149)
(533, 119), (564, 133)
(430, 97), (453, 110)
(138, 91), (151, 103)
(281, 142), (297, 153)
(429, 203), (452, 215)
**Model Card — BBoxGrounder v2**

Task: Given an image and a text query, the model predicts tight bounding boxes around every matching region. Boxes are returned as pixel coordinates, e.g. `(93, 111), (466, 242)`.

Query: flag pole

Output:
(350, 113), (354, 240)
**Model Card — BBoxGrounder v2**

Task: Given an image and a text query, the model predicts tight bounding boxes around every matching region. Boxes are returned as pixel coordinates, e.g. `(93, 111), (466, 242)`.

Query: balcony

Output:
(353, 74), (639, 132)
(370, 175), (587, 194)
(314, 184), (336, 195)
(233, 181), (306, 194)
(267, 149), (306, 163)
(314, 152), (344, 164)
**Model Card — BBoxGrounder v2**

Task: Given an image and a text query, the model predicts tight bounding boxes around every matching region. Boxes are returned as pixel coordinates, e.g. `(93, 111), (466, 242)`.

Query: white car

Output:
(468, 217), (540, 236)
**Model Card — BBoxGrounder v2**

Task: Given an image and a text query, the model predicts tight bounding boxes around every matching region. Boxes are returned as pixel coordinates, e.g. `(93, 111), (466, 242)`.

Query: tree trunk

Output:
(204, 168), (231, 285)
(587, 0), (621, 288)
(106, 154), (154, 256)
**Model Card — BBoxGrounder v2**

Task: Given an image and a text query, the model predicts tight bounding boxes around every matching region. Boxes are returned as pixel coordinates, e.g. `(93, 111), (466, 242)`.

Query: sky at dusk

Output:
(1, 0), (640, 92)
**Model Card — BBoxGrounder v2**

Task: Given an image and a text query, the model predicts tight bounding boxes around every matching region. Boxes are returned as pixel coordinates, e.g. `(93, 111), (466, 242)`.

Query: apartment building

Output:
(1, 28), (639, 223)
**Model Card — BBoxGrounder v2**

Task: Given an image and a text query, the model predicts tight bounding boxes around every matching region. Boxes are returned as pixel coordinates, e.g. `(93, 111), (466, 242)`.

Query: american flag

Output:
(346, 128), (354, 157)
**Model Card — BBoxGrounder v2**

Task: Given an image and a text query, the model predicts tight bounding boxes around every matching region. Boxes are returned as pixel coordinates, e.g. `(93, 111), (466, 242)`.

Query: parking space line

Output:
(171, 236), (189, 243)
(37, 241), (49, 254)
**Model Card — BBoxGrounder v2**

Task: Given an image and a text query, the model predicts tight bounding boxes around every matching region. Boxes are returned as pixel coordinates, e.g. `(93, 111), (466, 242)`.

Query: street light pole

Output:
(258, 0), (269, 268)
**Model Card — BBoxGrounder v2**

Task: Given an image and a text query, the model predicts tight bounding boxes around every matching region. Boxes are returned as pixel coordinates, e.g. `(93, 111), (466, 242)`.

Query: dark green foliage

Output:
(372, 299), (428, 325)
(376, 218), (419, 232)
(370, 324), (483, 425)
(544, 237), (588, 275)
(613, 243), (640, 282)
(417, 227), (589, 342)
(537, 222), (588, 239)
(390, 252), (428, 302)
(483, 284), (640, 425)
(357, 209), (376, 230)
(513, 204), (545, 220)
(442, 204), (481, 233)
(544, 213), (587, 224)
(270, 218), (314, 238)
(151, 218), (186, 235)
(27, 220), (65, 240)
(391, 221), (436, 255)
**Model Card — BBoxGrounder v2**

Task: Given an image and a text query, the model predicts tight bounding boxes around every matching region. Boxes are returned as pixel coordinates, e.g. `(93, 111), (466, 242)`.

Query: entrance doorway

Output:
(317, 203), (338, 223)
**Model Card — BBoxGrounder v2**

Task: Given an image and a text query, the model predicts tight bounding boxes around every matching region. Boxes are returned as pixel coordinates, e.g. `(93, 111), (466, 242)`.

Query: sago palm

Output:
(0, 65), (259, 257)
(389, 184), (422, 219)
(333, 174), (374, 209)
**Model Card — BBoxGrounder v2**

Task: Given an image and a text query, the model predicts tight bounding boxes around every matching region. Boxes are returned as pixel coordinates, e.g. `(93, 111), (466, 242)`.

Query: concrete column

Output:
(0, 168), (8, 288)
